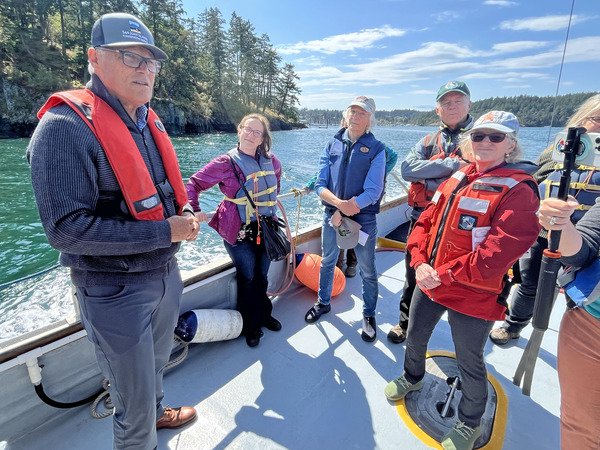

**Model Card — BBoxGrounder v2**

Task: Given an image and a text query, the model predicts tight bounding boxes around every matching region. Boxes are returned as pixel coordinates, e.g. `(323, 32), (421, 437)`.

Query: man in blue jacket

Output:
(304, 96), (386, 342)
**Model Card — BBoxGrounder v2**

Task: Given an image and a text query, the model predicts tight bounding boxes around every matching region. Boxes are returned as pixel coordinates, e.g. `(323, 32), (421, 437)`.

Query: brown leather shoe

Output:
(156, 406), (197, 429)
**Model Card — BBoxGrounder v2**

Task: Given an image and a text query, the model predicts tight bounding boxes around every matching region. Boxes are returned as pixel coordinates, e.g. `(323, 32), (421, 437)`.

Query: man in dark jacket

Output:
(388, 81), (473, 344)
(27, 13), (199, 449)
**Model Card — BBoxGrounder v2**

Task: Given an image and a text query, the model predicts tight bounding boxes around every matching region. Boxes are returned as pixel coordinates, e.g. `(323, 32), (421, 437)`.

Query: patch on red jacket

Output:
(458, 214), (478, 231)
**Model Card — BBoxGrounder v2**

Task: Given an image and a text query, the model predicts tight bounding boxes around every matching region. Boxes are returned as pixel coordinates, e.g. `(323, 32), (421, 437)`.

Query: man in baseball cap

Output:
(28, 12), (199, 449)
(91, 12), (168, 60)
(389, 81), (474, 345)
(436, 80), (471, 102)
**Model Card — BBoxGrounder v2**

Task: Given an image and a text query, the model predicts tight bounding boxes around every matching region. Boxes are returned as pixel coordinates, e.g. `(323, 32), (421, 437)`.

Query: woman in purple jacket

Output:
(187, 114), (282, 347)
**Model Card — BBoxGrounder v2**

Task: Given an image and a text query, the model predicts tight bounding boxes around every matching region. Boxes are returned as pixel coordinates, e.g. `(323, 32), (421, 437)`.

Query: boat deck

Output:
(10, 249), (562, 449)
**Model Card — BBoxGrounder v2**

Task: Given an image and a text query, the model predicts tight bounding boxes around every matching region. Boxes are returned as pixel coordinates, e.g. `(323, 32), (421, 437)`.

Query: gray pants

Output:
(76, 264), (183, 450)
(403, 287), (494, 429)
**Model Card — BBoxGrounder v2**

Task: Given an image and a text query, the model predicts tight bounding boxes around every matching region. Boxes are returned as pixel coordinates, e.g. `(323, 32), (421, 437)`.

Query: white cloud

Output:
(490, 41), (549, 54)
(410, 90), (436, 95)
(499, 14), (590, 31)
(277, 25), (405, 55)
(460, 71), (551, 82)
(484, 0), (517, 6)
(433, 11), (461, 23)
(490, 36), (600, 70)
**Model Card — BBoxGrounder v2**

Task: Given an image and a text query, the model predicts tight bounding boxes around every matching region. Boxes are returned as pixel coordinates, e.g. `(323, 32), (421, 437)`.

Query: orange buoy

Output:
(294, 253), (346, 296)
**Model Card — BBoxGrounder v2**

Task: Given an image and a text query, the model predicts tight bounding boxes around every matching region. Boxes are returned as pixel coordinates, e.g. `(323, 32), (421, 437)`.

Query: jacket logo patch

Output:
(458, 214), (478, 231)
(359, 146), (370, 153)
(155, 119), (166, 132)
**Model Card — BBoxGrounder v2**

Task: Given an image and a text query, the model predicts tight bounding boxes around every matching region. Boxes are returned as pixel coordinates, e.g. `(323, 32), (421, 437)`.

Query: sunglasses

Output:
(470, 132), (507, 143)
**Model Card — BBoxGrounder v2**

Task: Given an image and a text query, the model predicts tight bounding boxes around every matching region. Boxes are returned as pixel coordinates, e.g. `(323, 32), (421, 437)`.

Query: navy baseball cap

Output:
(91, 13), (168, 60)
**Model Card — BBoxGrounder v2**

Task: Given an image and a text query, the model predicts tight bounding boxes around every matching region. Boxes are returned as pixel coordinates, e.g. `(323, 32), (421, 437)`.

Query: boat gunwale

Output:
(0, 194), (408, 366)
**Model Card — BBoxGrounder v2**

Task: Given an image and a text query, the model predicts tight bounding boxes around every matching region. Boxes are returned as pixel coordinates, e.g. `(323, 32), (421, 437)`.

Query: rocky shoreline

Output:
(0, 84), (306, 139)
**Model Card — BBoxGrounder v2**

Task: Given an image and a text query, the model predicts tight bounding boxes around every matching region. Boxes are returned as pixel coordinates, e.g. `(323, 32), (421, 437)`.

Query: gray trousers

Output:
(76, 264), (183, 450)
(404, 287), (494, 429)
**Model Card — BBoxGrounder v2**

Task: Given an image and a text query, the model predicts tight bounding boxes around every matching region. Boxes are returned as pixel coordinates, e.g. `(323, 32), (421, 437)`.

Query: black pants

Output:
(399, 216), (418, 329)
(403, 287), (494, 429)
(224, 238), (273, 335)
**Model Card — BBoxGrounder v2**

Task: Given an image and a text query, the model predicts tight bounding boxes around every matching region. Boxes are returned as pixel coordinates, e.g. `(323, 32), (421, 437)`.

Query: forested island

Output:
(0, 1), (597, 138)
(300, 91), (599, 129)
(1, 1), (303, 138)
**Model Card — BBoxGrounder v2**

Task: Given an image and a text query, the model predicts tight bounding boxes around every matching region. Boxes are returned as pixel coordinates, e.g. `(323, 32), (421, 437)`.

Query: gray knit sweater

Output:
(27, 75), (180, 286)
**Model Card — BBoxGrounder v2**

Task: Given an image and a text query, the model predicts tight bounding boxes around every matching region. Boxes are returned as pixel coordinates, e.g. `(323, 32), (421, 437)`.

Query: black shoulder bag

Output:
(228, 156), (291, 261)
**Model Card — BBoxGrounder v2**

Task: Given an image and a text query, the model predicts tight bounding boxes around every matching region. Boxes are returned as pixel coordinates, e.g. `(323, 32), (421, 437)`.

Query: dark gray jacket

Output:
(27, 75), (180, 286)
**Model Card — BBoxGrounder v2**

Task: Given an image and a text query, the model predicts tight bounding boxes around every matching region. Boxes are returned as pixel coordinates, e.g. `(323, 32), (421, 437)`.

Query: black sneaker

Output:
(245, 330), (263, 347)
(361, 316), (377, 342)
(345, 265), (357, 278)
(264, 316), (282, 332)
(305, 302), (331, 323)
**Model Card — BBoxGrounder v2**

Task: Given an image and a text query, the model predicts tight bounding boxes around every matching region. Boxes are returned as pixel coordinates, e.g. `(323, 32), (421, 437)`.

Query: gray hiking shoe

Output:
(441, 420), (482, 450)
(384, 374), (424, 401)
(387, 324), (407, 344)
(489, 327), (520, 345)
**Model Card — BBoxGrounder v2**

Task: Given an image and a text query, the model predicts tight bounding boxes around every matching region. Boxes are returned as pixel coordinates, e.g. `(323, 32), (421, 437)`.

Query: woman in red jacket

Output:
(384, 111), (540, 450)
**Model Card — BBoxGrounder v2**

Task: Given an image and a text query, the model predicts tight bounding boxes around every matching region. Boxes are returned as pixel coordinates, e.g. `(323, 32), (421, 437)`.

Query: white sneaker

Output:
(361, 316), (376, 342)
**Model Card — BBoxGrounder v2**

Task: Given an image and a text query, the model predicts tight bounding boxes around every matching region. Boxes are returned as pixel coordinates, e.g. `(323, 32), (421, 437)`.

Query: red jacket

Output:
(408, 163), (541, 321)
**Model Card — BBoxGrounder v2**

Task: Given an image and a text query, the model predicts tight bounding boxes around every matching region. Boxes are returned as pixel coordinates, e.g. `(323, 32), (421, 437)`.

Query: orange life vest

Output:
(424, 167), (535, 294)
(37, 89), (188, 221)
(407, 131), (462, 208)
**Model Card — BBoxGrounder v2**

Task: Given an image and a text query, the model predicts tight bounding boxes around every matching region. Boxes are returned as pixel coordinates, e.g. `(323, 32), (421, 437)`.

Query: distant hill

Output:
(299, 92), (599, 128)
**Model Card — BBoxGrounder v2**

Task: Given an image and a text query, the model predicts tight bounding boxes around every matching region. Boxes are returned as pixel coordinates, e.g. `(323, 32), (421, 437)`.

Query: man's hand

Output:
(338, 197), (360, 216)
(168, 213), (199, 242)
(331, 210), (342, 227)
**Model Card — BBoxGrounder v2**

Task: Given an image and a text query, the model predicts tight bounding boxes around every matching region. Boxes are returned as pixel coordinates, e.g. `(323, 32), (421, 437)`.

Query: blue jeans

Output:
(76, 263), (183, 450)
(224, 238), (273, 335)
(502, 235), (547, 333)
(318, 210), (379, 317)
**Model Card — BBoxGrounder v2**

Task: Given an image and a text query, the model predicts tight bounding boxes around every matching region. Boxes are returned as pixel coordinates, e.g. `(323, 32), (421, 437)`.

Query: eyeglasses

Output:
(97, 47), (162, 73)
(348, 108), (369, 119)
(241, 126), (263, 138)
(470, 132), (507, 143)
(585, 116), (600, 124)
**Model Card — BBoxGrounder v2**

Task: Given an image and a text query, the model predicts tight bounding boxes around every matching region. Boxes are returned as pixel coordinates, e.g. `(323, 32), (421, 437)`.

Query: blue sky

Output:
(180, 0), (599, 111)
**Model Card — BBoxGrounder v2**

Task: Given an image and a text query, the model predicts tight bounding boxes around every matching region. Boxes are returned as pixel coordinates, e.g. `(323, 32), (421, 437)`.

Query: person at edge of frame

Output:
(489, 95), (600, 345)
(538, 194), (600, 450)
(27, 12), (199, 449)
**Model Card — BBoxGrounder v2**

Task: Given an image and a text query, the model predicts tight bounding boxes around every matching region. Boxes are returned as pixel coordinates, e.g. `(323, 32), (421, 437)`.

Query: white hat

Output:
(335, 217), (362, 249)
(348, 96), (376, 114)
(470, 111), (520, 134)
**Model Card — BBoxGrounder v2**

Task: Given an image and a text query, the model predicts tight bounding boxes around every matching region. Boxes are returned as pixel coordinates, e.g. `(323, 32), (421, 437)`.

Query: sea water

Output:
(0, 126), (554, 341)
